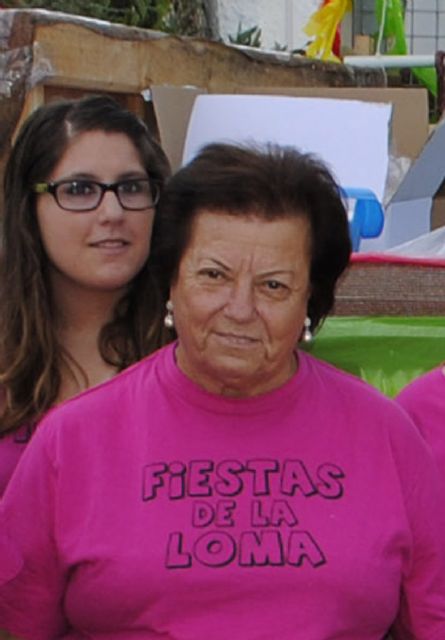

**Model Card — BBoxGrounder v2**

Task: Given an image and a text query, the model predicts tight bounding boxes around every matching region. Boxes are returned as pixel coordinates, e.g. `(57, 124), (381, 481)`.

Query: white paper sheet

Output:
(183, 95), (392, 202)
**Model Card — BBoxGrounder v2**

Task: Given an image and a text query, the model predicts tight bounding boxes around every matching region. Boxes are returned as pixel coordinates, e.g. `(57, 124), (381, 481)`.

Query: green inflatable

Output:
(302, 316), (445, 397)
(375, 0), (437, 96)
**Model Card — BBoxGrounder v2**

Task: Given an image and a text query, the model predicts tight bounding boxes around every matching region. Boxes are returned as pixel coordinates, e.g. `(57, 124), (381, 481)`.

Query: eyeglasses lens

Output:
(56, 181), (100, 211)
(117, 180), (155, 210)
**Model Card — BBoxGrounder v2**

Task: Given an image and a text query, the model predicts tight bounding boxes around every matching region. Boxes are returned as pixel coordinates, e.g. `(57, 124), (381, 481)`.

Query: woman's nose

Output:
(97, 191), (125, 223)
(223, 280), (256, 322)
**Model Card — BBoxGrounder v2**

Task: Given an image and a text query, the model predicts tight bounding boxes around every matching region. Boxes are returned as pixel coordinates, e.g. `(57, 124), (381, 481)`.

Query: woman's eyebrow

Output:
(201, 257), (231, 272)
(257, 269), (294, 277)
(51, 172), (96, 181)
(53, 170), (148, 182)
(115, 170), (148, 180)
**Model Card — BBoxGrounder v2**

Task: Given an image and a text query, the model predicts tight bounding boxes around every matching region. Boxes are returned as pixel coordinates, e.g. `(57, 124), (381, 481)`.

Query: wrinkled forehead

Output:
(183, 209), (312, 264)
(186, 206), (312, 251)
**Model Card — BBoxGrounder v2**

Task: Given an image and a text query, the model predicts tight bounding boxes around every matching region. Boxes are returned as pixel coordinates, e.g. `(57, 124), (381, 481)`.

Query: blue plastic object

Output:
(341, 187), (384, 252)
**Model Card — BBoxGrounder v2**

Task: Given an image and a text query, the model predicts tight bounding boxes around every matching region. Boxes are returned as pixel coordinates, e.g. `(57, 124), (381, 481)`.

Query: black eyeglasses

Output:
(32, 178), (160, 212)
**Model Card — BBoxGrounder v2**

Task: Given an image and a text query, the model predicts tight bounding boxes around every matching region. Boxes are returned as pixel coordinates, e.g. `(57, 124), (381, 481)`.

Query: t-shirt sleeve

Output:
(396, 370), (445, 491)
(389, 410), (445, 639)
(396, 375), (430, 436)
(0, 419), (68, 640)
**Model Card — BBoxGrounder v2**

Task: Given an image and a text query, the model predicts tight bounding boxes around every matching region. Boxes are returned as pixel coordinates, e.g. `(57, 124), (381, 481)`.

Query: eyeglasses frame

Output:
(32, 178), (160, 212)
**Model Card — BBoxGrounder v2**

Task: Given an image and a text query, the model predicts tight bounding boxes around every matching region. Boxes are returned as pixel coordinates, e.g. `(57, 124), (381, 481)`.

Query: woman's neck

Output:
(52, 281), (126, 402)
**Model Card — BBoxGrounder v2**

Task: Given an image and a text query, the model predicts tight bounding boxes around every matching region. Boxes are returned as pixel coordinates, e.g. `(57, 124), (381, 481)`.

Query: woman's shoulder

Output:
(0, 381), (34, 493)
(395, 366), (445, 450)
(301, 350), (390, 400)
(14, 347), (164, 467)
(0, 425), (33, 497)
(37, 345), (169, 430)
(298, 352), (434, 487)
(300, 351), (420, 433)
(397, 365), (445, 402)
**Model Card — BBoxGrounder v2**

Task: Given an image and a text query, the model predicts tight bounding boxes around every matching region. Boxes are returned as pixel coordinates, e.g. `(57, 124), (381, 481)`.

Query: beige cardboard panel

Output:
(150, 86), (206, 172)
(431, 197), (445, 229)
(431, 179), (445, 229)
(236, 86), (429, 160)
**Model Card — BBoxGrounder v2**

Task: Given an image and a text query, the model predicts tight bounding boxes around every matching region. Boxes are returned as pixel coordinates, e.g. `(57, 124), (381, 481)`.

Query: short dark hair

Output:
(152, 142), (351, 330)
(0, 95), (171, 434)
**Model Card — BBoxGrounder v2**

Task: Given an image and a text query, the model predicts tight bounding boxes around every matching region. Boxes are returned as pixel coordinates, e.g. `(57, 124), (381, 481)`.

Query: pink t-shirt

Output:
(396, 365), (445, 480)
(1, 343), (445, 640)
(0, 425), (33, 497)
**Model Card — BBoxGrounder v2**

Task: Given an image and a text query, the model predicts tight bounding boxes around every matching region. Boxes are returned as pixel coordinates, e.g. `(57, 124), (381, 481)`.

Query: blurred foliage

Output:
(162, 0), (210, 37)
(228, 22), (262, 48)
(1, 0), (212, 35)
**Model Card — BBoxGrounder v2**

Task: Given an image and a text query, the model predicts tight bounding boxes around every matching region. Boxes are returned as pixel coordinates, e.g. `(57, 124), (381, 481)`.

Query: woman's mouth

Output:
(214, 332), (259, 347)
(90, 239), (129, 248)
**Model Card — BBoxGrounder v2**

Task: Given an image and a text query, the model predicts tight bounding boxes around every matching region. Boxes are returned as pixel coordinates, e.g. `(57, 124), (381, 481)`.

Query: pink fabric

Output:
(396, 366), (445, 483)
(0, 425), (33, 497)
(1, 343), (445, 640)
(351, 252), (445, 267)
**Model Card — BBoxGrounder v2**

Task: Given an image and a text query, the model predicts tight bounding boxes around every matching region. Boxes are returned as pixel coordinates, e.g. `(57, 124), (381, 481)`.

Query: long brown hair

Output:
(0, 95), (171, 435)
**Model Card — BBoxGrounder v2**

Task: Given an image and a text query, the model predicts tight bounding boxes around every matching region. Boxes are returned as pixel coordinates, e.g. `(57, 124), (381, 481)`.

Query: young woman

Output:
(0, 95), (171, 495)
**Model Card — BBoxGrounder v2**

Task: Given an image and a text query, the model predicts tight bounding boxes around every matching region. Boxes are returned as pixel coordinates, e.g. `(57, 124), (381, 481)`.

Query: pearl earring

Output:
(164, 300), (174, 329)
(302, 316), (312, 343)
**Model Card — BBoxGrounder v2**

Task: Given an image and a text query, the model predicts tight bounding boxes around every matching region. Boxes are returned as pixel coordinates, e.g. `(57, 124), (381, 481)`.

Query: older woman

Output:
(1, 143), (444, 640)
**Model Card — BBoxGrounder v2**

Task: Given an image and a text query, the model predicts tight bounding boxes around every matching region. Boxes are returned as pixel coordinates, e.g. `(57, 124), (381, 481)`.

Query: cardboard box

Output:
(431, 180), (445, 230)
(150, 85), (439, 252)
(352, 35), (374, 56)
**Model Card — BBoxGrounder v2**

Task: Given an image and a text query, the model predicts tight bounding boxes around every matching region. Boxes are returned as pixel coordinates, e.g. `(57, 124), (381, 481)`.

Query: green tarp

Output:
(302, 316), (445, 397)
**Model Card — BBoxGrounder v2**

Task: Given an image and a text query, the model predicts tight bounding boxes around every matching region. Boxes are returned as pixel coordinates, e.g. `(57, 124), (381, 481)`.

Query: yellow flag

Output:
(304, 0), (352, 62)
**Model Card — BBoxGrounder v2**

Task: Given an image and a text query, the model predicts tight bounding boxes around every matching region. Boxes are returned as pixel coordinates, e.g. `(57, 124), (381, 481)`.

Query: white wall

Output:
(217, 0), (321, 52)
(216, 2), (445, 58)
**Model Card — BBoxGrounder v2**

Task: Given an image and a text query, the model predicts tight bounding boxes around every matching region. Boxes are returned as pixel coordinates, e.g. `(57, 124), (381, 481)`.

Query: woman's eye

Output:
(261, 280), (289, 298)
(199, 268), (224, 280)
(120, 180), (144, 194)
(62, 181), (95, 196)
(265, 280), (284, 290)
